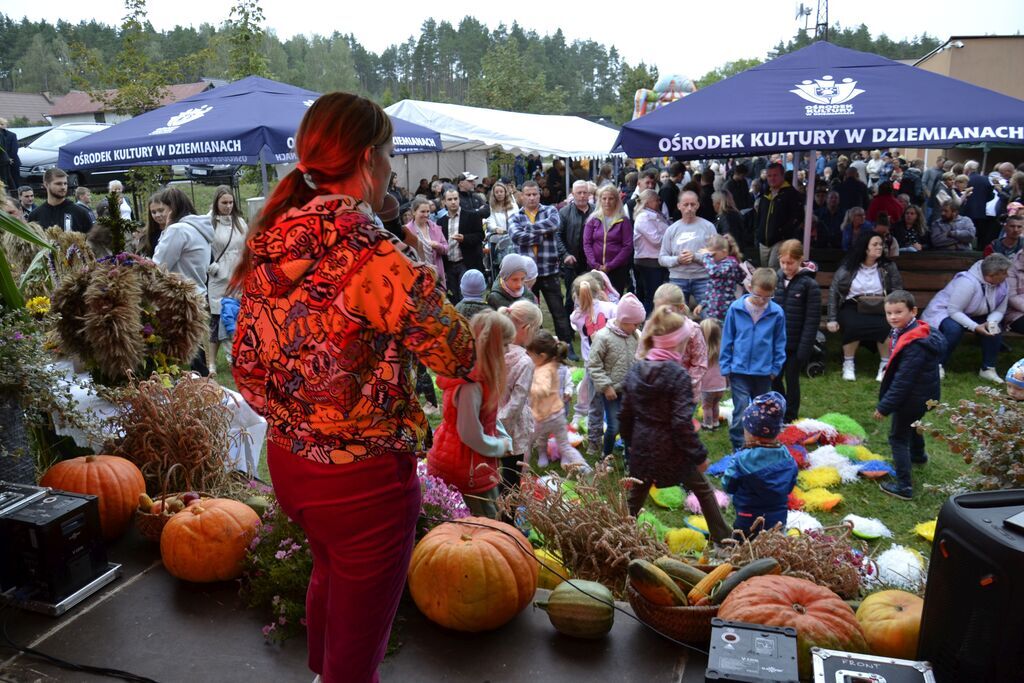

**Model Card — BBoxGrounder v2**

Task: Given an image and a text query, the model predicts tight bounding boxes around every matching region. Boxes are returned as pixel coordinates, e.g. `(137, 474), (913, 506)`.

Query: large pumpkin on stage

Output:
(160, 498), (260, 582)
(408, 517), (538, 632)
(856, 589), (924, 660)
(718, 575), (868, 679)
(39, 455), (145, 540)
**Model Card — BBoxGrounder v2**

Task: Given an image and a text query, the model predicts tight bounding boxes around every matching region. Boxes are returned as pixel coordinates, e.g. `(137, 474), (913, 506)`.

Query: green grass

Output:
(525, 292), (1023, 558)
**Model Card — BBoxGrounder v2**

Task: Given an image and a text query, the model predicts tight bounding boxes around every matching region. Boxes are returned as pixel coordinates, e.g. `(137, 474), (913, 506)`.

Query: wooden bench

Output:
(812, 249), (982, 314)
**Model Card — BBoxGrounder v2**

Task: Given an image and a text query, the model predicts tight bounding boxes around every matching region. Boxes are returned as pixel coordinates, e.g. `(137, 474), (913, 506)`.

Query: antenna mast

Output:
(814, 0), (829, 41)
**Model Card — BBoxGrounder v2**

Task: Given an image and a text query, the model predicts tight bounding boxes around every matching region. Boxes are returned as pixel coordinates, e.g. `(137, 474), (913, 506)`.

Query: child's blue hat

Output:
(742, 391), (788, 438)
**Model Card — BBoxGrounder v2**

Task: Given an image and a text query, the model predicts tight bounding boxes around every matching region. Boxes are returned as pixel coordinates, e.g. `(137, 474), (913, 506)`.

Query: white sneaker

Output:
(842, 360), (856, 381)
(875, 361), (887, 382)
(938, 365), (945, 380)
(979, 367), (1004, 384)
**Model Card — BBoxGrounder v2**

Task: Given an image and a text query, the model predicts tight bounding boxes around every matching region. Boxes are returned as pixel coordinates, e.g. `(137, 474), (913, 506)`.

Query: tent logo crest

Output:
(791, 75), (864, 117)
(149, 105), (214, 136)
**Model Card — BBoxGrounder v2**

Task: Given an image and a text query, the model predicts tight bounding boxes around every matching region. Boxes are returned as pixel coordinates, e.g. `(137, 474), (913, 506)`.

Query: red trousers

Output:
(268, 442), (420, 683)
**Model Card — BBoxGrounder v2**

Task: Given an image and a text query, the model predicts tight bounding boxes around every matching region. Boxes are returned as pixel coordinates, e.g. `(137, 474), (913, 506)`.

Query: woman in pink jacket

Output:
(584, 185), (634, 295)
(404, 197), (448, 289)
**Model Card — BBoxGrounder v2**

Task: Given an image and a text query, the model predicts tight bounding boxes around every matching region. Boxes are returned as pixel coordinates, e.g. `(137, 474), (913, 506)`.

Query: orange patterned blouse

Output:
(231, 194), (475, 464)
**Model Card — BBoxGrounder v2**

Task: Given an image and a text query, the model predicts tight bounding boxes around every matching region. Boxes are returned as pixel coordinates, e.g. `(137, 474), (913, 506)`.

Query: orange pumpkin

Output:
(856, 590), (924, 659)
(718, 575), (868, 679)
(40, 455), (145, 540)
(408, 517), (538, 632)
(160, 499), (260, 582)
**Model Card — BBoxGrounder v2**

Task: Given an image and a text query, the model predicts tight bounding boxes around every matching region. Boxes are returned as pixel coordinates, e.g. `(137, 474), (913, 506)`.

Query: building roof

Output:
(915, 34), (1024, 66)
(0, 91), (54, 123)
(47, 81), (214, 116)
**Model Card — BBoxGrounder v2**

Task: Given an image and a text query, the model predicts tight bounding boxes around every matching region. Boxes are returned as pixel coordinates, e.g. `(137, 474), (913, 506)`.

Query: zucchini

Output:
(628, 559), (688, 606)
(709, 558), (782, 605)
(653, 556), (709, 592)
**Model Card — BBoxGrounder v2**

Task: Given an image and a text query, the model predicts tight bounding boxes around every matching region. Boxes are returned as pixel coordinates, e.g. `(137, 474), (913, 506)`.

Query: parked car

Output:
(19, 123), (129, 189)
(184, 163), (243, 185)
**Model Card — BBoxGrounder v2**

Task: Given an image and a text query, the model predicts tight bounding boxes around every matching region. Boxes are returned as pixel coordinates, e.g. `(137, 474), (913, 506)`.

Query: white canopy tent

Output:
(383, 99), (620, 192)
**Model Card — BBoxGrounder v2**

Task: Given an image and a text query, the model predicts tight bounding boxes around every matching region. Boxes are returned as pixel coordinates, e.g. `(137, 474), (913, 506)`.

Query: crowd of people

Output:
(383, 149), (1024, 384)
(5, 101), (1024, 681)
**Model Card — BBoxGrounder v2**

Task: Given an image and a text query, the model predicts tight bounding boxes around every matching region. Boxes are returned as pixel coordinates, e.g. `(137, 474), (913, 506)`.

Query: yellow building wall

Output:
(905, 37), (1024, 169)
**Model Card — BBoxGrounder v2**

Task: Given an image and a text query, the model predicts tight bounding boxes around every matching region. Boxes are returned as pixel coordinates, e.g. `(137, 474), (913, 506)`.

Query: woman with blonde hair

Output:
(483, 181), (517, 281)
(230, 92), (474, 683)
(583, 184), (634, 293)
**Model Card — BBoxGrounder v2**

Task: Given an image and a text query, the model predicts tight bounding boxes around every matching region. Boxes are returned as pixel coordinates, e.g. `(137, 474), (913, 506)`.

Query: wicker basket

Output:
(135, 492), (213, 542)
(626, 581), (720, 644)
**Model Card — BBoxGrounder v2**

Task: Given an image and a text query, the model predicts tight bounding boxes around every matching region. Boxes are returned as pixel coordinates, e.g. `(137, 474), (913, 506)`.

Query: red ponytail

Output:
(231, 93), (393, 291)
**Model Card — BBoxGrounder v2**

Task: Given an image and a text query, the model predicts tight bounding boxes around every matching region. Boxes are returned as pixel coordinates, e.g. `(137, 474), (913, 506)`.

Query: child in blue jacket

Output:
(720, 267), (787, 451)
(721, 391), (798, 537)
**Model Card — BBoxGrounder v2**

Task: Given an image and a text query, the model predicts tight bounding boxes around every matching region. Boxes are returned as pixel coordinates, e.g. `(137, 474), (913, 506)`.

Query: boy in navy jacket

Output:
(722, 391), (798, 537)
(874, 290), (946, 500)
(720, 267), (787, 451)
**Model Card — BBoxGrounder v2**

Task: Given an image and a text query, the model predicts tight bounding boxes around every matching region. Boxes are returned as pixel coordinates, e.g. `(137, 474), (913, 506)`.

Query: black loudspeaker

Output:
(1, 490), (108, 603)
(917, 490), (1024, 683)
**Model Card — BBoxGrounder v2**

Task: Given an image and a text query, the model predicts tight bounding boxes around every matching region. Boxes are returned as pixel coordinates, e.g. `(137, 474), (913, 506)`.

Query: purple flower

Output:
(12, 332), (23, 341)
(274, 550), (287, 560)
(142, 324), (154, 336)
(261, 624), (276, 637)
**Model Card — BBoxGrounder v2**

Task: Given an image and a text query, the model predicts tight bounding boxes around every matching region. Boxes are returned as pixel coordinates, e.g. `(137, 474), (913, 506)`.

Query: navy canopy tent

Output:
(59, 76), (441, 178)
(613, 41), (1024, 159)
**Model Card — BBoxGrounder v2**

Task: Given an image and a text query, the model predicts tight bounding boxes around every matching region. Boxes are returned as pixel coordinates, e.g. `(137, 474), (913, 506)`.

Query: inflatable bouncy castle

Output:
(632, 74), (697, 120)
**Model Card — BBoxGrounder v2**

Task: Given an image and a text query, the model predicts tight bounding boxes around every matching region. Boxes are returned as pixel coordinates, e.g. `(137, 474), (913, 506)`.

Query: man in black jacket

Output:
(456, 172), (489, 218)
(697, 169), (717, 223)
(755, 163), (803, 268)
(837, 167), (870, 218)
(558, 180), (591, 359)
(724, 164), (753, 211)
(437, 189), (485, 303)
(26, 168), (93, 233)
(659, 162), (687, 221)
(0, 117), (19, 192)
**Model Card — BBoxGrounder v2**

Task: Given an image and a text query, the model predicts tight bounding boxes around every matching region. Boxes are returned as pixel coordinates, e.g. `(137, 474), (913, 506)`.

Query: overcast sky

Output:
(7, 0), (1022, 77)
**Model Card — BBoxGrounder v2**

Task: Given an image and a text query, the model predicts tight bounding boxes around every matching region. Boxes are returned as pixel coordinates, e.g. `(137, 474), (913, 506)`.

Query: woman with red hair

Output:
(231, 93), (474, 683)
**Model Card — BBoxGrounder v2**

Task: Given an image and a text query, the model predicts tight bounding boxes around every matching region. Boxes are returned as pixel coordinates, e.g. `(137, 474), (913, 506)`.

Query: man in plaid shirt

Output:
(508, 180), (573, 344)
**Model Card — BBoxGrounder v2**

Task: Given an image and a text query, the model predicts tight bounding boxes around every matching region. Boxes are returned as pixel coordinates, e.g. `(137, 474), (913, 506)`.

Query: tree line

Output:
(0, 9), (942, 126)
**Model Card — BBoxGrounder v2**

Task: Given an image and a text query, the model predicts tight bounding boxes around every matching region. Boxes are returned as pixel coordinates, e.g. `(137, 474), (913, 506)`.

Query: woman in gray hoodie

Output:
(151, 186), (215, 374)
(922, 253), (1011, 383)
